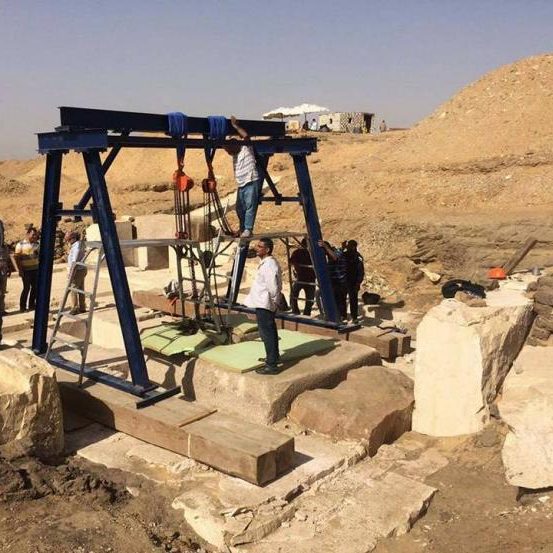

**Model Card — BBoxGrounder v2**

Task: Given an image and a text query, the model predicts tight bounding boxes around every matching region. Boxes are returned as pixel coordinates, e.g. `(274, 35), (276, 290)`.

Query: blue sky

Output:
(1, 0), (552, 158)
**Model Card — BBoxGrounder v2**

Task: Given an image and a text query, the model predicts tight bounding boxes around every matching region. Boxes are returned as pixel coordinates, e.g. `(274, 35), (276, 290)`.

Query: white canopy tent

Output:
(262, 103), (329, 120)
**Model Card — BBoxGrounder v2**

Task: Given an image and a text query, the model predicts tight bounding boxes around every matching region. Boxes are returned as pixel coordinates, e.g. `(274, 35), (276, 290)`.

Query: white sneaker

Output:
(240, 230), (252, 238)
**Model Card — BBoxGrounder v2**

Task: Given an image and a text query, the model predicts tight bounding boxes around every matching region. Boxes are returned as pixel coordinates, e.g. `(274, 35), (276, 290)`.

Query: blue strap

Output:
(167, 112), (188, 138)
(207, 115), (227, 140)
(167, 112), (188, 165)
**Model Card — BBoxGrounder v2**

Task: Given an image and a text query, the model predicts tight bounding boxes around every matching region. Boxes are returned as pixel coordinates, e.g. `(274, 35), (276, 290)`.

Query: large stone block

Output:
(89, 306), (158, 350)
(136, 246), (169, 271)
(536, 315), (553, 333)
(133, 214), (175, 240)
(86, 220), (136, 266)
(0, 349), (64, 457)
(413, 290), (533, 437)
(499, 346), (553, 489)
(535, 287), (553, 307)
(289, 366), (414, 455)
(186, 342), (380, 424)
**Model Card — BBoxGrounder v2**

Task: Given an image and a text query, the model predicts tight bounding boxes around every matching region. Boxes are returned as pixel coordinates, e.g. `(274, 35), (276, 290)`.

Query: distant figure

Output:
(65, 231), (87, 315)
(224, 115), (261, 238)
(309, 118), (318, 131)
(290, 238), (316, 316)
(0, 219), (11, 348)
(14, 226), (39, 312)
(318, 240), (348, 321)
(302, 120), (309, 131)
(379, 119), (388, 133)
(344, 240), (365, 322)
(245, 238), (283, 375)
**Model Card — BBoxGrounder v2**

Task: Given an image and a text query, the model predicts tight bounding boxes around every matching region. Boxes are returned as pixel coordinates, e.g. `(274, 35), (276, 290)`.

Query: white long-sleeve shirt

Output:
(244, 256), (282, 312)
(67, 240), (86, 274)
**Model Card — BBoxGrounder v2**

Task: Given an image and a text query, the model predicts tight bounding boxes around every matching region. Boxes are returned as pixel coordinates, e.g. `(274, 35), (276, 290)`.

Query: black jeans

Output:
(255, 308), (280, 369)
(20, 269), (38, 311)
(0, 275), (4, 343)
(332, 280), (347, 320)
(346, 284), (360, 320)
(290, 281), (315, 316)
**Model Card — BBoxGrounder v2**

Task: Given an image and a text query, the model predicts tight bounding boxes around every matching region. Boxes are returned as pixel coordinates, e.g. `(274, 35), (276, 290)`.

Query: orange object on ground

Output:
(488, 267), (507, 279)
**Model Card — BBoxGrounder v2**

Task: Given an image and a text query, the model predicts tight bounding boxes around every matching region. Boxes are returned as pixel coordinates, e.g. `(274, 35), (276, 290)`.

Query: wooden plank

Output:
(347, 327), (399, 359)
(502, 236), (538, 275)
(198, 412), (295, 476)
(141, 396), (215, 427)
(57, 371), (207, 455)
(55, 368), (293, 485)
(187, 419), (277, 485)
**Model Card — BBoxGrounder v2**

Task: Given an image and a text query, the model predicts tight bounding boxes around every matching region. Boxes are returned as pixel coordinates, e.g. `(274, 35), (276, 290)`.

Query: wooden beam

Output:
(56, 369), (294, 485)
(347, 327), (399, 360)
(502, 236), (538, 275)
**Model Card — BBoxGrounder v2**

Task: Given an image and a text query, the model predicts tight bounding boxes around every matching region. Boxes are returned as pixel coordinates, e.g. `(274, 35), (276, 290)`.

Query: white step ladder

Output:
(46, 246), (104, 385)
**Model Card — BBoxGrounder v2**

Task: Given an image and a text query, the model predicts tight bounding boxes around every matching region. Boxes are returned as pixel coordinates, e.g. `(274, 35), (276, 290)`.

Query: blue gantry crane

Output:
(32, 107), (349, 405)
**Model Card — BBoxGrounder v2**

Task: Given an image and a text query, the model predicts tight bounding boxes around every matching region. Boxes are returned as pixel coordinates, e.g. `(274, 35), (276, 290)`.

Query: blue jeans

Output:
(255, 308), (280, 369)
(237, 179), (261, 232)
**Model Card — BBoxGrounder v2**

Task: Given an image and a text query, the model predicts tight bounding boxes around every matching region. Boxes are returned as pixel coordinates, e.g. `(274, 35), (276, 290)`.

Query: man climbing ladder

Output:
(224, 116), (262, 238)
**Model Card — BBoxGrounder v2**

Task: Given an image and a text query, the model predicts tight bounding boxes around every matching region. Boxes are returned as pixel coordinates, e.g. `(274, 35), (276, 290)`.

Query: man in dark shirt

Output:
(318, 240), (348, 321)
(290, 239), (316, 316)
(0, 219), (11, 348)
(344, 240), (365, 321)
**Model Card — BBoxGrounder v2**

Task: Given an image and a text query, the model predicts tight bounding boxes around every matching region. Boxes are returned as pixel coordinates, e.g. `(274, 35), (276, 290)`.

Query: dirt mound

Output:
(0, 175), (29, 196)
(375, 53), (553, 168)
(0, 454), (204, 552)
(17, 144), (237, 190)
(0, 454), (128, 504)
(0, 147), (239, 243)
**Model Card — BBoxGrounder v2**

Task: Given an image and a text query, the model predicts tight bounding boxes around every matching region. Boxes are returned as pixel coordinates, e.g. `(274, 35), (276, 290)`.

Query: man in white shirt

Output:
(224, 116), (261, 238)
(244, 238), (282, 375)
(65, 231), (87, 315)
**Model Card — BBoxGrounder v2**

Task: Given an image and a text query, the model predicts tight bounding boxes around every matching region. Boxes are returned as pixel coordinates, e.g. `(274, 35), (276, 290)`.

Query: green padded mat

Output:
(197, 329), (336, 373)
(140, 324), (213, 356)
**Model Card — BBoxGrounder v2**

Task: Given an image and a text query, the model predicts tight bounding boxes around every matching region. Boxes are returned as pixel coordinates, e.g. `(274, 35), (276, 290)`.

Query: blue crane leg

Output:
(292, 154), (339, 323)
(32, 152), (63, 353)
(82, 150), (152, 390)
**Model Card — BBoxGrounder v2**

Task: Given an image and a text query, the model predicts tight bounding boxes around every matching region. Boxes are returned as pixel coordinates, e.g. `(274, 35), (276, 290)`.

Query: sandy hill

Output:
(1, 53), (553, 311)
(374, 53), (553, 168)
(0, 147), (239, 243)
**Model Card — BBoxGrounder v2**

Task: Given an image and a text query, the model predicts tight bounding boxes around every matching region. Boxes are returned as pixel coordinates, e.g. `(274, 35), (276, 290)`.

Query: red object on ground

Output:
(488, 267), (507, 279)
